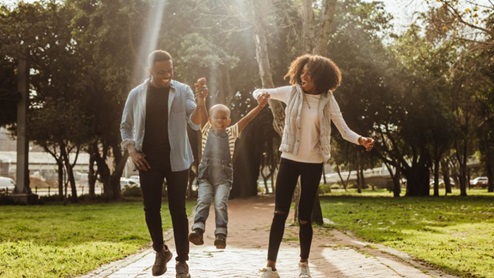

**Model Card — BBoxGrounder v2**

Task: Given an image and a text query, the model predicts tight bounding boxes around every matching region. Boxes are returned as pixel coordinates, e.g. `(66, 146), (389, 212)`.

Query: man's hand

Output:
(129, 149), (150, 171)
(194, 77), (208, 106)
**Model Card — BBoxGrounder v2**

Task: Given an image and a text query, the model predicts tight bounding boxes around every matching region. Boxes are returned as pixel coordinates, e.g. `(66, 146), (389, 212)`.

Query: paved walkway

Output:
(81, 196), (457, 278)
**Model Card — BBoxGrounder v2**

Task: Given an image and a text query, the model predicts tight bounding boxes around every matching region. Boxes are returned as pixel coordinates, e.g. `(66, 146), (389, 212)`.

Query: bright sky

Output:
(367, 0), (491, 33)
(0, 0), (431, 25)
(2, 0), (490, 33)
(378, 0), (425, 24)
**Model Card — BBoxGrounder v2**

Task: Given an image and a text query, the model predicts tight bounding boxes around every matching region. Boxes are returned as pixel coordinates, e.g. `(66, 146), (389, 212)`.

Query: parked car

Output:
(0, 176), (16, 193)
(128, 175), (140, 185)
(120, 177), (139, 189)
(470, 177), (488, 188)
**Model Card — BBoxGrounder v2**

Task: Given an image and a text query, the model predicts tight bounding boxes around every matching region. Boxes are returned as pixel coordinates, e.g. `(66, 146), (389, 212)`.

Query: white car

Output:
(128, 175), (140, 185)
(470, 177), (488, 188)
(0, 176), (16, 193)
(120, 177), (139, 189)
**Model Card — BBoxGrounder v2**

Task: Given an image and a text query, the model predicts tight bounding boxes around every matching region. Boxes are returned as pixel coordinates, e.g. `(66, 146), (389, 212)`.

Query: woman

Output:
(253, 54), (374, 278)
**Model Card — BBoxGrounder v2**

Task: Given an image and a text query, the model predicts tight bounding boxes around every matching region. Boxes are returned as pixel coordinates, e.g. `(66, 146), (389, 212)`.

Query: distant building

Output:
(0, 128), (89, 184)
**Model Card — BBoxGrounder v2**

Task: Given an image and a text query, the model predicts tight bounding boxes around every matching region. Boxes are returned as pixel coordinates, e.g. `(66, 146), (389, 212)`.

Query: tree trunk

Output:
(110, 143), (127, 199)
(301, 0), (314, 53)
(249, 0), (338, 225)
(60, 142), (78, 203)
(232, 108), (272, 198)
(307, 0), (338, 224)
(441, 159), (453, 195)
(432, 153), (440, 197)
(383, 161), (401, 197)
(312, 194), (323, 225)
(313, 0), (338, 55)
(57, 160), (64, 197)
(456, 138), (469, 196)
(249, 0), (284, 134)
(93, 148), (112, 200)
(479, 123), (494, 193)
(404, 156), (430, 196)
(88, 143), (100, 198)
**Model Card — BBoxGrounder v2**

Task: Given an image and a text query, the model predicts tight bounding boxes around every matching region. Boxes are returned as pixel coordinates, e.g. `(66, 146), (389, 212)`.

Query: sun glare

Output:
(131, 0), (166, 86)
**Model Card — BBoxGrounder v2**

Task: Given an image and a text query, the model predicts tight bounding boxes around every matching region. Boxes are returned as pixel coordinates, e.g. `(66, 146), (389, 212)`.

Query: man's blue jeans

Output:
(191, 178), (232, 236)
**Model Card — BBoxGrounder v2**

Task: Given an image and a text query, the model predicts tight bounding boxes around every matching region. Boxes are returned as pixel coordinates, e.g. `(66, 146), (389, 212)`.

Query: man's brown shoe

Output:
(176, 261), (191, 278)
(152, 247), (172, 276)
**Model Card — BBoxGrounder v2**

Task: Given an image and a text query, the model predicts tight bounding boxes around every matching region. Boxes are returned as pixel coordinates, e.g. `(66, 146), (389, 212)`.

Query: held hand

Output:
(257, 92), (270, 107)
(194, 77), (208, 105)
(359, 137), (375, 152)
(130, 150), (150, 171)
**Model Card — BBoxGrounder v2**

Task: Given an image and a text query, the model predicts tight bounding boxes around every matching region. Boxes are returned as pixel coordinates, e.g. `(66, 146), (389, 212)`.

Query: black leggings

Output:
(267, 158), (323, 262)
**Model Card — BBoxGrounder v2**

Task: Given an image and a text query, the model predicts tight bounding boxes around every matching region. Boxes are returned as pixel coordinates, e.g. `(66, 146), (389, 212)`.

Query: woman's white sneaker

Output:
(260, 267), (280, 278)
(299, 262), (311, 278)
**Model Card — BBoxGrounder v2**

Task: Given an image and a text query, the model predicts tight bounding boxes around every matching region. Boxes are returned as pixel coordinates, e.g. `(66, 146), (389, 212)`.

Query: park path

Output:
(80, 195), (457, 278)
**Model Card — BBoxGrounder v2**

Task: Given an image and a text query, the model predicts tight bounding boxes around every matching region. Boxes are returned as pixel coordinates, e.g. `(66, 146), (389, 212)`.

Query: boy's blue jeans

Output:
(192, 178), (232, 236)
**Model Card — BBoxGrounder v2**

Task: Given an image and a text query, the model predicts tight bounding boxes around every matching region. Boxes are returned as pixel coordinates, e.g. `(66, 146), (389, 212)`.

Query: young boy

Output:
(188, 90), (269, 249)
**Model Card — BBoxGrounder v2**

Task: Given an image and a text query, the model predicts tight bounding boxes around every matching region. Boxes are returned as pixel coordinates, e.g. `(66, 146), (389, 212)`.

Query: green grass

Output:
(0, 199), (195, 278)
(320, 188), (494, 278)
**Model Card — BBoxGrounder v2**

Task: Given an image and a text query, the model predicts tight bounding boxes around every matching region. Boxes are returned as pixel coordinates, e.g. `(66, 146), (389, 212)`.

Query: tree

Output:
(326, 0), (393, 193)
(0, 57), (19, 127)
(422, 1), (494, 195)
(67, 0), (153, 199)
(1, 0), (88, 201)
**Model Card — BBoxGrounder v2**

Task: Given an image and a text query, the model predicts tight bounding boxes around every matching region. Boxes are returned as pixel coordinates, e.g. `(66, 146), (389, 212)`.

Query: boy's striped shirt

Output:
(200, 122), (239, 159)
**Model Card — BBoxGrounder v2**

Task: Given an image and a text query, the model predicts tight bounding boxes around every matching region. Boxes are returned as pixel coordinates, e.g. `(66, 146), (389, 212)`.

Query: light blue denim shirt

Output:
(120, 79), (200, 172)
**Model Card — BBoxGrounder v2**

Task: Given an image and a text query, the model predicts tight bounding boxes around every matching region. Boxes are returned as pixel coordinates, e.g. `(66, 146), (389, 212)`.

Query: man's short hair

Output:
(148, 50), (172, 68)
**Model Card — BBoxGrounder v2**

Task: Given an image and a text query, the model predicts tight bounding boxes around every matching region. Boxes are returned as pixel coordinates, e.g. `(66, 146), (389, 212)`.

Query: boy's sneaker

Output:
(299, 262), (311, 278)
(176, 261), (191, 278)
(152, 246), (172, 276)
(259, 267), (280, 278)
(214, 234), (226, 249)
(188, 229), (204, 245)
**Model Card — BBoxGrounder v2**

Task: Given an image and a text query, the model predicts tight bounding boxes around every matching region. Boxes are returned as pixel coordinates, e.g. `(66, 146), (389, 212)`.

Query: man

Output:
(120, 50), (207, 277)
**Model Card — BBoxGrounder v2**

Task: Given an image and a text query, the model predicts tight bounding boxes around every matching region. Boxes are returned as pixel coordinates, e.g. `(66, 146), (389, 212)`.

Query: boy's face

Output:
(209, 108), (231, 131)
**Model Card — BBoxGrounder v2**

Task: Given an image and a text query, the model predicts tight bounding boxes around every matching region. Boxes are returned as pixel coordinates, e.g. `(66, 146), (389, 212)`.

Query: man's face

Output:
(150, 60), (173, 88)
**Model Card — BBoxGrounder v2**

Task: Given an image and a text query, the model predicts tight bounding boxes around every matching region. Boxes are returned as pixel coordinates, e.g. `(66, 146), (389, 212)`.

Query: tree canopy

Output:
(0, 0), (492, 199)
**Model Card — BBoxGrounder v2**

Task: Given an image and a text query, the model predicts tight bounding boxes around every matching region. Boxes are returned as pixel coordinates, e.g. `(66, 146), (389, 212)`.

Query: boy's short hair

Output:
(148, 50), (172, 68)
(209, 104), (231, 117)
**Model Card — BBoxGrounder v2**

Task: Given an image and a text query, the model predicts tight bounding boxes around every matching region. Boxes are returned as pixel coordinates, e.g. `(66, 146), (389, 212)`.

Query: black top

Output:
(142, 84), (171, 167)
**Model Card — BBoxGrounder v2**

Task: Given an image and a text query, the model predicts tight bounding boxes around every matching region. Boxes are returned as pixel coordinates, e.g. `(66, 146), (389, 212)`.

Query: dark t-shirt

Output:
(142, 84), (171, 167)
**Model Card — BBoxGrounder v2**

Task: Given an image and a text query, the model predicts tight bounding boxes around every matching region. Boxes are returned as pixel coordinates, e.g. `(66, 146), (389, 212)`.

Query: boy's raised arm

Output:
(237, 92), (270, 133)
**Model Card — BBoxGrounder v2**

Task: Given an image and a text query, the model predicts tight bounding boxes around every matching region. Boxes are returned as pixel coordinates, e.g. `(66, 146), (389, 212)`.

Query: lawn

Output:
(0, 199), (195, 278)
(320, 188), (494, 278)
